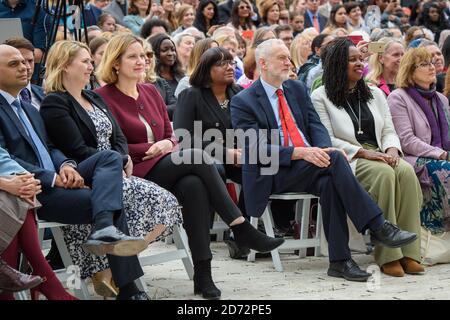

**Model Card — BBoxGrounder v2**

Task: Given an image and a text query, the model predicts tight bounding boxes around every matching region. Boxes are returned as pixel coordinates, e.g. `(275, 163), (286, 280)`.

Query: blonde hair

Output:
(142, 41), (157, 83)
(396, 47), (432, 89)
(215, 35), (238, 48)
(290, 28), (317, 67)
(96, 33), (143, 84)
(444, 67), (450, 96)
(367, 38), (403, 85)
(45, 40), (90, 93)
(176, 4), (194, 27)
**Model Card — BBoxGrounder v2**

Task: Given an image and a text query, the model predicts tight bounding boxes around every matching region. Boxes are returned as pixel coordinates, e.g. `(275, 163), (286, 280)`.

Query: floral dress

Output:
(61, 105), (183, 279)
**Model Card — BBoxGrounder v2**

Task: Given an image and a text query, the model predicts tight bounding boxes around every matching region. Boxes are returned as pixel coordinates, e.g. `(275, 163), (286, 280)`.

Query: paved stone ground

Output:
(104, 240), (450, 300)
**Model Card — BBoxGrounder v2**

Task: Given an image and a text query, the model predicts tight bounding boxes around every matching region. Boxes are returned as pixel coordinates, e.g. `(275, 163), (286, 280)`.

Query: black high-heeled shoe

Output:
(193, 259), (221, 300)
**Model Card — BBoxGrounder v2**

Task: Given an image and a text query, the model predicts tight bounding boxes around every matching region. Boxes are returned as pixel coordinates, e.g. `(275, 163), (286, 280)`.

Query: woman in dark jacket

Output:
(40, 40), (183, 299)
(173, 47), (249, 259)
(142, 41), (177, 120)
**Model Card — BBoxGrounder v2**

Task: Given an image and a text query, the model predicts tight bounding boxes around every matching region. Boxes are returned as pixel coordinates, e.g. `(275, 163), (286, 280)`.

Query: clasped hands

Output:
(357, 147), (400, 168)
(0, 173), (41, 205)
(55, 165), (86, 189)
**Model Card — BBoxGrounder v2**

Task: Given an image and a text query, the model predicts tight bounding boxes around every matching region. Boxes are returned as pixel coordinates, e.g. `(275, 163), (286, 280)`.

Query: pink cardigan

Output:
(387, 88), (450, 167)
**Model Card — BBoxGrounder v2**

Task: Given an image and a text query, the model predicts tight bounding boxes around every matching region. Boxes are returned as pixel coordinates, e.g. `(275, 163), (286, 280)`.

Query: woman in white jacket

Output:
(311, 38), (423, 278)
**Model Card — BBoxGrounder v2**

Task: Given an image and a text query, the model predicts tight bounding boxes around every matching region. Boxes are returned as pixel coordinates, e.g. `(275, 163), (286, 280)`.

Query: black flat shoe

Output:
(82, 225), (147, 257)
(370, 221), (417, 248)
(327, 259), (371, 282)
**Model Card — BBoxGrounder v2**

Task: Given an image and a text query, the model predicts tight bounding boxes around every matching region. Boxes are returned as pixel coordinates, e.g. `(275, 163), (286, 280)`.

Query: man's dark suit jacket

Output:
(230, 79), (331, 217)
(30, 84), (45, 105)
(303, 11), (328, 32)
(0, 93), (68, 189)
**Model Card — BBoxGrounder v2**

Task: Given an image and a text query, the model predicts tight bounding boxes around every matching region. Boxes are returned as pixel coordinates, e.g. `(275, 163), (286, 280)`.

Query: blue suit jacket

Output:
(0, 94), (69, 189)
(230, 79), (331, 217)
(30, 84), (45, 105)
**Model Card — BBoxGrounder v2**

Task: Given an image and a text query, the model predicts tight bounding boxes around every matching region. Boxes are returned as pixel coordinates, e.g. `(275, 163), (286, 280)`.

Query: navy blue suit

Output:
(0, 93), (143, 287)
(304, 11), (328, 32)
(230, 79), (382, 261)
(30, 84), (45, 105)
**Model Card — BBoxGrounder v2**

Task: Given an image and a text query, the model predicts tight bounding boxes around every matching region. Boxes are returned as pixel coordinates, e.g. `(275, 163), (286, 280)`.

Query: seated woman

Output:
(148, 33), (185, 101)
(171, 4), (195, 37)
(0, 146), (76, 300)
(311, 38), (423, 277)
(367, 38), (405, 97)
(142, 41), (177, 119)
(40, 40), (183, 298)
(388, 48), (450, 236)
(173, 47), (249, 258)
(95, 33), (284, 300)
(321, 4), (350, 35)
(174, 38), (218, 98)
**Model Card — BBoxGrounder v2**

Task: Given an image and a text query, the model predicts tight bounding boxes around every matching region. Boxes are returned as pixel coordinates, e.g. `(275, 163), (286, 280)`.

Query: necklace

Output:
(218, 99), (229, 109)
(346, 99), (364, 135)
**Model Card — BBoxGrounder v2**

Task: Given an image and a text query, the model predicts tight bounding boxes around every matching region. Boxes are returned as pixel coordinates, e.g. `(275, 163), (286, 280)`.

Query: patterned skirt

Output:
(416, 157), (450, 234)
(61, 176), (183, 279)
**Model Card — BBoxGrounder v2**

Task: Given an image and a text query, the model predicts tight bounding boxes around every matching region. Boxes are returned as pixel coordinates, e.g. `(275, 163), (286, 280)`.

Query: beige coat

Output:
(311, 85), (402, 172)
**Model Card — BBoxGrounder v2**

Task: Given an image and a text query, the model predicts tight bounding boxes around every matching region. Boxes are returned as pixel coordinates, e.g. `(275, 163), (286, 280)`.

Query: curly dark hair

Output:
(322, 38), (372, 108)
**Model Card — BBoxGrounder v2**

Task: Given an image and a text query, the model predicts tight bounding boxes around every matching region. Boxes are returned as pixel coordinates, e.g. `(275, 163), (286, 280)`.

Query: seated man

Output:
(3, 37), (44, 109)
(0, 44), (148, 299)
(230, 39), (417, 282)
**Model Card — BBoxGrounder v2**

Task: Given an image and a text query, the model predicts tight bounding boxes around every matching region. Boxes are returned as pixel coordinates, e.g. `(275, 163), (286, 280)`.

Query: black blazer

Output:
(173, 84), (242, 156)
(40, 90), (129, 165)
(153, 77), (177, 120)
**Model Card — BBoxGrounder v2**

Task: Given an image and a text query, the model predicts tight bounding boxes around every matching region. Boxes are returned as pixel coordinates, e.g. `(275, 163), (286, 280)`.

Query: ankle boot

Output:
(193, 259), (221, 300)
(231, 220), (285, 253)
(400, 257), (425, 274)
(381, 260), (404, 277)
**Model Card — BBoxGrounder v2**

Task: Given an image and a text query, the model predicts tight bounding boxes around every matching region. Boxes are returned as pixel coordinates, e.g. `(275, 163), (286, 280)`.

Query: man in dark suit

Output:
(3, 37), (45, 109)
(230, 39), (417, 282)
(0, 44), (149, 299)
(303, 0), (328, 32)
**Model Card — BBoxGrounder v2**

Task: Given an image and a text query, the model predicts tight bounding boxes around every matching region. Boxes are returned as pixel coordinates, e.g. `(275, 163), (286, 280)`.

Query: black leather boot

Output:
(231, 219), (285, 253)
(193, 259), (221, 300)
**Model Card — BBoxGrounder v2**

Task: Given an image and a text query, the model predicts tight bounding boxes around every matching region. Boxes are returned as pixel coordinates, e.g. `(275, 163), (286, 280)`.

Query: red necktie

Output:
(312, 15), (320, 32)
(276, 89), (306, 147)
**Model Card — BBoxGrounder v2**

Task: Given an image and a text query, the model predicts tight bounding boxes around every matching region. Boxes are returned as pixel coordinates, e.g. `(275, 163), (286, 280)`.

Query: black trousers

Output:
(274, 150), (383, 262)
(146, 149), (242, 262)
(37, 150), (144, 287)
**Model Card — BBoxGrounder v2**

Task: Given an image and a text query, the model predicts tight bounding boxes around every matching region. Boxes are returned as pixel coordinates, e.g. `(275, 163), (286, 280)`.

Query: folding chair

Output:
(247, 192), (323, 272)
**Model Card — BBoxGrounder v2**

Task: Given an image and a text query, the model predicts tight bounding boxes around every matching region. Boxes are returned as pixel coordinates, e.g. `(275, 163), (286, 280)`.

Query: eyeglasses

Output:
(239, 5), (250, 9)
(146, 51), (154, 59)
(415, 60), (437, 69)
(214, 60), (237, 68)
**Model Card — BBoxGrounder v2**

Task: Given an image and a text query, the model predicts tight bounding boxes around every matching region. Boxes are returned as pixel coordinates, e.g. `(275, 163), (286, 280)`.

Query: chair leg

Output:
(299, 199), (311, 258)
(261, 208), (283, 272)
(51, 227), (90, 300)
(173, 225), (194, 280)
(135, 277), (149, 294)
(315, 203), (322, 257)
(246, 217), (258, 262)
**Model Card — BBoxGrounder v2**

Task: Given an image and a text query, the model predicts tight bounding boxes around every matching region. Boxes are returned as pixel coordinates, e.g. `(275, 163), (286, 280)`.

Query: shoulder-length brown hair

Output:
(396, 47), (432, 89)
(128, 0), (151, 15)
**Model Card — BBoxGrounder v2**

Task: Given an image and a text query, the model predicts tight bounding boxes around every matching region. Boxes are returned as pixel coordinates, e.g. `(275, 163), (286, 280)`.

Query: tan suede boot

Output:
(400, 257), (425, 275)
(381, 260), (405, 277)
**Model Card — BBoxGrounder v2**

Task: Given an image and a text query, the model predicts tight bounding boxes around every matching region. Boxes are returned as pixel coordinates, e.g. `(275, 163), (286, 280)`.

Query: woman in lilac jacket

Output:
(388, 47), (450, 235)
